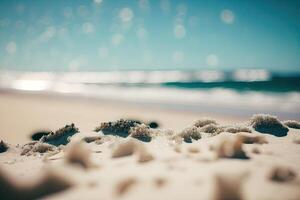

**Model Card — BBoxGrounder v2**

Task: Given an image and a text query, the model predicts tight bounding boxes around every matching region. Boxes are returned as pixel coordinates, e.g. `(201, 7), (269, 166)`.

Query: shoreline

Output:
(0, 90), (245, 144)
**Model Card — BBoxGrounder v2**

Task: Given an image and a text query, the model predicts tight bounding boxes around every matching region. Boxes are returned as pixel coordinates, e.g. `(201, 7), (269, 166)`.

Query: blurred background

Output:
(0, 0), (299, 120)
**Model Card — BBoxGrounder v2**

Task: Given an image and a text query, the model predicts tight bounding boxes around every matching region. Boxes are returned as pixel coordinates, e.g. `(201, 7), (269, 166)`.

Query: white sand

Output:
(1, 92), (300, 200)
(0, 92), (244, 144)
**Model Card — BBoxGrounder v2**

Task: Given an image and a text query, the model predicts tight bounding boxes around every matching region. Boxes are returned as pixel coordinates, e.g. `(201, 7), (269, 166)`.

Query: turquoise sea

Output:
(0, 69), (299, 119)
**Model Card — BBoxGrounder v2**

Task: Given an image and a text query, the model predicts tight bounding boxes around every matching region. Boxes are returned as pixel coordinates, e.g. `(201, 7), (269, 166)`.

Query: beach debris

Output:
(268, 166), (297, 182)
(199, 124), (223, 137)
(176, 126), (201, 143)
(0, 140), (9, 153)
(115, 177), (137, 196)
(176, 119), (252, 142)
(250, 114), (289, 137)
(200, 124), (220, 133)
(283, 120), (300, 129)
(31, 130), (51, 141)
(95, 119), (138, 137)
(224, 125), (252, 133)
(21, 142), (56, 156)
(193, 118), (218, 128)
(65, 142), (95, 169)
(0, 167), (72, 200)
(129, 124), (152, 142)
(215, 136), (249, 159)
(126, 118), (160, 129)
(81, 136), (102, 143)
(95, 119), (154, 142)
(40, 123), (79, 146)
(125, 118), (142, 125)
(112, 139), (154, 163)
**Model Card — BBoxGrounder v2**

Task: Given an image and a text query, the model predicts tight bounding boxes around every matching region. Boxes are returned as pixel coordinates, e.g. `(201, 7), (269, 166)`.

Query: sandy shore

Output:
(0, 91), (244, 144)
(1, 91), (300, 200)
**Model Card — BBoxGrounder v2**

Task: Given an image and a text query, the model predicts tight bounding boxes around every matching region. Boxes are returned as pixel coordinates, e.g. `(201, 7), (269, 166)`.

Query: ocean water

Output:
(0, 69), (299, 119)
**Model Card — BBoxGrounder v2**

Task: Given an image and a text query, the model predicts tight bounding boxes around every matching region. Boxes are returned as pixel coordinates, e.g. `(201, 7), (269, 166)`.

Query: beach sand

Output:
(1, 92), (300, 200)
(0, 92), (244, 144)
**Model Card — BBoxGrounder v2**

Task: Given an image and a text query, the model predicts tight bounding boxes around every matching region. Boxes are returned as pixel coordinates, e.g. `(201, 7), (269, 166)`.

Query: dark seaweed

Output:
(41, 124), (79, 146)
(31, 131), (51, 141)
(0, 140), (8, 153)
(95, 119), (138, 137)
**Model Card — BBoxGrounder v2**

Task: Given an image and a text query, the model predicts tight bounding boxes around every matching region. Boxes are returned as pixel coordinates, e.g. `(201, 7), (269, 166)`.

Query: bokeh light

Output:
(6, 42), (17, 54)
(220, 9), (235, 24)
(111, 33), (124, 46)
(98, 47), (109, 59)
(119, 7), (134, 23)
(174, 24), (186, 39)
(172, 51), (184, 63)
(206, 54), (219, 67)
(82, 22), (95, 34)
(0, 0), (299, 72)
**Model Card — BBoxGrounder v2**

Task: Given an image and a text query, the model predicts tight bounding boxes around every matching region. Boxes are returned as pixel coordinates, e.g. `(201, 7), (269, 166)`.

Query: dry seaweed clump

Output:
(250, 114), (288, 137)
(95, 119), (138, 137)
(199, 124), (224, 137)
(283, 120), (300, 129)
(177, 126), (201, 143)
(31, 130), (51, 141)
(126, 118), (160, 129)
(129, 124), (152, 142)
(193, 118), (218, 128)
(40, 124), (79, 146)
(0, 140), (9, 153)
(21, 142), (56, 156)
(224, 125), (252, 134)
(81, 136), (102, 143)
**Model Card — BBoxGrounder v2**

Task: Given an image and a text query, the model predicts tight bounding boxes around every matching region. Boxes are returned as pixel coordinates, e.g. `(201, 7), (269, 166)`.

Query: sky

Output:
(0, 0), (300, 72)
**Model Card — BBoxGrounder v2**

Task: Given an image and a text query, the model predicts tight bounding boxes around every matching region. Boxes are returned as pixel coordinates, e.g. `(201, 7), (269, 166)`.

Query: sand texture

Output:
(1, 111), (300, 200)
